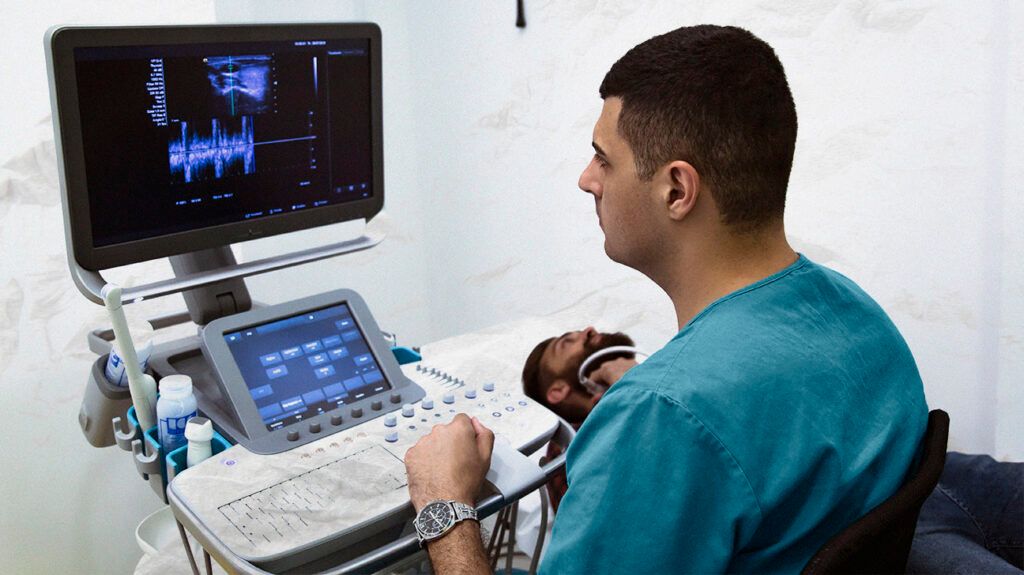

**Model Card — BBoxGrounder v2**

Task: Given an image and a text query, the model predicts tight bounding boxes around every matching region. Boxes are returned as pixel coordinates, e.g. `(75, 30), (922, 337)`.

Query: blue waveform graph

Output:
(205, 54), (272, 116)
(169, 116), (256, 184)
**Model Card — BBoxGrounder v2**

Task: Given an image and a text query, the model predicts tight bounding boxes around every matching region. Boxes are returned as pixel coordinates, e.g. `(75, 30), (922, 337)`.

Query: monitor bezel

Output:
(47, 23), (384, 271)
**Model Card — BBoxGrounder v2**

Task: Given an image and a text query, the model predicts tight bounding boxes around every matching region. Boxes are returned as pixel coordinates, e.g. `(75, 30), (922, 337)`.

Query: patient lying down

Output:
(520, 327), (640, 511)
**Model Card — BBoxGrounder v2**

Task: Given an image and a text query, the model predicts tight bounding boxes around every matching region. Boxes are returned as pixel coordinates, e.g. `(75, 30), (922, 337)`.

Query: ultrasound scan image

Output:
(205, 54), (272, 116)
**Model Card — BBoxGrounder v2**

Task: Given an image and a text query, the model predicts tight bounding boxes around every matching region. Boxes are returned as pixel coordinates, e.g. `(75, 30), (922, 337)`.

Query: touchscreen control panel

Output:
(224, 303), (389, 431)
(202, 289), (425, 454)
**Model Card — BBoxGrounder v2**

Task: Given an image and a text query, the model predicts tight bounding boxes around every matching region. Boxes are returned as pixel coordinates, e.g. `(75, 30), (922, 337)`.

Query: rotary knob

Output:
(384, 431), (398, 443)
(421, 397), (434, 410)
(287, 430), (300, 442)
(402, 403), (415, 417)
(384, 414), (397, 427)
(483, 382), (495, 392)
(464, 388), (477, 400)
(351, 407), (363, 418)
(443, 392), (455, 404)
(308, 422), (321, 434)
(371, 400), (383, 411)
(390, 392), (402, 404)
(330, 414), (343, 426)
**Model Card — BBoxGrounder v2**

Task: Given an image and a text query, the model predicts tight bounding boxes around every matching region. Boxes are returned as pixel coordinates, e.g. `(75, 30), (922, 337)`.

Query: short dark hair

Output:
(599, 25), (798, 232)
(521, 337), (555, 405)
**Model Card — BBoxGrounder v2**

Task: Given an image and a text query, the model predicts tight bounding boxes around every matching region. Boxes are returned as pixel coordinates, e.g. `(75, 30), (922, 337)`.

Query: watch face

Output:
(416, 501), (454, 538)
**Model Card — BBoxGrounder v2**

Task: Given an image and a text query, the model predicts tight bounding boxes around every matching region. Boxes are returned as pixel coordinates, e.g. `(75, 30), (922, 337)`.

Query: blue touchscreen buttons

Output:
(250, 384), (274, 400)
(260, 352), (282, 366)
(266, 365), (289, 379)
(259, 403), (283, 419)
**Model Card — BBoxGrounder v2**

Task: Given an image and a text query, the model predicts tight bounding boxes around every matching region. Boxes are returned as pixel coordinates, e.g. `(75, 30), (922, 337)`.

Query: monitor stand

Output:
(153, 246), (255, 442)
(169, 246), (252, 326)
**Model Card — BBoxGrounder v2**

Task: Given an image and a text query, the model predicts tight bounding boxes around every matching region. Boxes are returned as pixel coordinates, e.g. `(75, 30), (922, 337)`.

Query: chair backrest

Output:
(801, 409), (950, 575)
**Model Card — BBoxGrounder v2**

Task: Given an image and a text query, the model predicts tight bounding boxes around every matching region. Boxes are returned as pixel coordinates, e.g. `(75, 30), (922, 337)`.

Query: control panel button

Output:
(351, 407), (363, 418)
(390, 392), (402, 404)
(385, 431), (398, 443)
(464, 388), (477, 400)
(443, 392), (455, 404)
(287, 430), (300, 442)
(402, 404), (415, 417)
(384, 414), (397, 427)
(422, 397), (434, 410)
(330, 415), (344, 426)
(371, 400), (383, 411)
(309, 423), (321, 433)
(483, 382), (495, 392)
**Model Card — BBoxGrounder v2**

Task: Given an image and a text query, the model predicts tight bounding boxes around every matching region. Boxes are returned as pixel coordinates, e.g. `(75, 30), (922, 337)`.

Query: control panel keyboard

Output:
(169, 361), (560, 567)
(220, 445), (406, 547)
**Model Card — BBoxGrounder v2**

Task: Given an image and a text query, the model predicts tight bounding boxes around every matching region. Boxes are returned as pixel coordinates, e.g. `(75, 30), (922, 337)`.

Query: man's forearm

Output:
(425, 520), (490, 575)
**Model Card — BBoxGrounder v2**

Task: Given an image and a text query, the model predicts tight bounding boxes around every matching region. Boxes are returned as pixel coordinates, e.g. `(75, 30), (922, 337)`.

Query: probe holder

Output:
(80, 353), (134, 448)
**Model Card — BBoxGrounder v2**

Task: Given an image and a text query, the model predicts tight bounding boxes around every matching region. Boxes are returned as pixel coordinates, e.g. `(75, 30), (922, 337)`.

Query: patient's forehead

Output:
(540, 329), (589, 374)
(539, 336), (561, 372)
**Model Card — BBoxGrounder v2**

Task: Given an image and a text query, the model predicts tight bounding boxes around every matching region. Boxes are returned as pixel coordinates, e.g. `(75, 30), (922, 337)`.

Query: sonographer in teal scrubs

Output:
(541, 255), (929, 574)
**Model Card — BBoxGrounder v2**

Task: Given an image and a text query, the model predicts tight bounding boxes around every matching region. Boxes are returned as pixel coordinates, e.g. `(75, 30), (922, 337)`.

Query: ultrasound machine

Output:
(47, 23), (573, 574)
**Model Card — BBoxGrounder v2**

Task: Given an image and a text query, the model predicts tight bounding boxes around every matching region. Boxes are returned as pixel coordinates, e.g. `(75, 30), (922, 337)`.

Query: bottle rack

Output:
(112, 403), (234, 503)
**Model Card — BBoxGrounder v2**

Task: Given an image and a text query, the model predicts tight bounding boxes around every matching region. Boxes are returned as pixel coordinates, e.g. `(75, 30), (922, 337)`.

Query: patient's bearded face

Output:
(542, 328), (636, 387)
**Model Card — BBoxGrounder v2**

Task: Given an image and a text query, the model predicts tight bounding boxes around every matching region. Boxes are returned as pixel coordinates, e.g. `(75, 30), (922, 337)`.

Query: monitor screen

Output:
(49, 25), (384, 270)
(75, 38), (371, 247)
(224, 303), (392, 431)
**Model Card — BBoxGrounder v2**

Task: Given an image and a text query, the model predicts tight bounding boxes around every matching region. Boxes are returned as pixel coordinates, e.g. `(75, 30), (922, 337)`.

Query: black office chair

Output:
(802, 409), (950, 575)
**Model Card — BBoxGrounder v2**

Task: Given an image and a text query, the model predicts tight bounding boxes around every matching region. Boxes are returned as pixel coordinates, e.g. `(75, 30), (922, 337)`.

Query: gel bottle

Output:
(157, 375), (198, 454)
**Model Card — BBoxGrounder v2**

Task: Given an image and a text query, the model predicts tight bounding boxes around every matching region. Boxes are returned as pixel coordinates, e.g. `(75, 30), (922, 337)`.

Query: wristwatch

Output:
(414, 499), (478, 546)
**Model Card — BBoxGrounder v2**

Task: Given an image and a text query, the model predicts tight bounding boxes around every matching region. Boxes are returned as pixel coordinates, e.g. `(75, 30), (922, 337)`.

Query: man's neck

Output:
(653, 226), (798, 331)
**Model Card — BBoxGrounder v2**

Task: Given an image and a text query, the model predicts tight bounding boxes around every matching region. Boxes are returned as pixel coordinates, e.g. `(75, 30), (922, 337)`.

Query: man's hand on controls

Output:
(405, 413), (494, 511)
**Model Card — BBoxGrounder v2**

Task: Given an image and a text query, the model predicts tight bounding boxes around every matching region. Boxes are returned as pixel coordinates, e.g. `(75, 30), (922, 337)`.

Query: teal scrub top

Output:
(540, 255), (928, 574)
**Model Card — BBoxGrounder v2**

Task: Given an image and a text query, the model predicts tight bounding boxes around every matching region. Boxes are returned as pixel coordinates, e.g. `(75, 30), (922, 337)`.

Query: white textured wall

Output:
(1, 1), (1021, 573)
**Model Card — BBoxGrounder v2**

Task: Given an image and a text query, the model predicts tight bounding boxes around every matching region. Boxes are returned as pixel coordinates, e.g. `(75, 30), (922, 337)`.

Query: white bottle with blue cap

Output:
(157, 375), (197, 454)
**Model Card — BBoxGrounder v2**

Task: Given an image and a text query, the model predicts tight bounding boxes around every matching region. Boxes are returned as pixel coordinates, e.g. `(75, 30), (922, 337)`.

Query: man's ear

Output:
(546, 380), (572, 405)
(660, 160), (700, 221)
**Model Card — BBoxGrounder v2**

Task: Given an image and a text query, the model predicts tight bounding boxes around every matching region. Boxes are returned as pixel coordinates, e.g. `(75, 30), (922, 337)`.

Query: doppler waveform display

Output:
(169, 116), (255, 184)
(206, 55), (272, 116)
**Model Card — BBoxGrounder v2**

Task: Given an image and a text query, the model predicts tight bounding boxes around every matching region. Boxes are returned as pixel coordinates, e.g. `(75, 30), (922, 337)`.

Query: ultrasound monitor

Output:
(47, 24), (383, 272)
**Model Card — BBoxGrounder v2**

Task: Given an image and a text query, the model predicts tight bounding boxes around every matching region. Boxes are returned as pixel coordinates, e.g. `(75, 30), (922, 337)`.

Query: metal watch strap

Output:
(416, 500), (478, 548)
(451, 501), (477, 522)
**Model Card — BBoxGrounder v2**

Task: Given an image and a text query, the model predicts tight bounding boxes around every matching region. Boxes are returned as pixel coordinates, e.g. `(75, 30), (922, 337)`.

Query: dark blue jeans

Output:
(908, 452), (1023, 574)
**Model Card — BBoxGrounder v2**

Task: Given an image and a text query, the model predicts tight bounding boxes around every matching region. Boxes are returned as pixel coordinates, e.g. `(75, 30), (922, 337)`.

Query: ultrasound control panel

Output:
(169, 359), (560, 572)
(201, 289), (424, 454)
